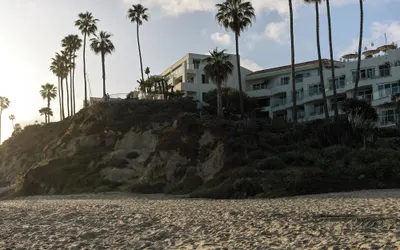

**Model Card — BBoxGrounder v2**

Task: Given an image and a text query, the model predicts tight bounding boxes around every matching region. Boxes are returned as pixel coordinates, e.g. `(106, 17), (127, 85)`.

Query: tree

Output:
(288, 0), (297, 123)
(9, 114), (15, 127)
(325, 0), (339, 119)
(39, 107), (53, 124)
(216, 0), (255, 118)
(128, 4), (149, 81)
(203, 87), (257, 115)
(62, 34), (82, 115)
(0, 96), (10, 144)
(342, 98), (377, 147)
(145, 67), (150, 79)
(75, 12), (99, 107)
(40, 83), (57, 123)
(12, 123), (22, 136)
(304, 0), (329, 119)
(90, 31), (116, 99)
(353, 0), (364, 98)
(203, 48), (234, 117)
(50, 52), (67, 120)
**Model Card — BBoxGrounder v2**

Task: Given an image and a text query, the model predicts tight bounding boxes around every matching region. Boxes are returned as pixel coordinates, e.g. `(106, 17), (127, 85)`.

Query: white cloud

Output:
(210, 32), (232, 46)
(264, 19), (290, 44)
(240, 58), (263, 71)
(201, 28), (207, 37)
(339, 21), (400, 58)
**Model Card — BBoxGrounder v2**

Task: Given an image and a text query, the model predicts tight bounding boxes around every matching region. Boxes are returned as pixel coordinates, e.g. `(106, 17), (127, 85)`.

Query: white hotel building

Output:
(158, 48), (400, 127)
(246, 46), (400, 127)
(160, 53), (252, 102)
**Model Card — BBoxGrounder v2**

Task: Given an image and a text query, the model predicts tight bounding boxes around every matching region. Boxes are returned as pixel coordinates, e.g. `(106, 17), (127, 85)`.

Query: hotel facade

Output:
(245, 47), (400, 127)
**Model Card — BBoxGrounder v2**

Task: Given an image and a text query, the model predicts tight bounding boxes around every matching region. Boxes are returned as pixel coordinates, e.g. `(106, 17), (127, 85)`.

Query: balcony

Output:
(186, 63), (199, 73)
(247, 88), (272, 97)
(271, 98), (287, 110)
(357, 94), (372, 103)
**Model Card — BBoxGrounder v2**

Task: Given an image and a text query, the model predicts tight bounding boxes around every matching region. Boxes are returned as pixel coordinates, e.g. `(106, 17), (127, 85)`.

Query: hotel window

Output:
(193, 60), (200, 69)
(201, 74), (209, 84)
(252, 82), (267, 90)
(295, 74), (303, 83)
(329, 75), (346, 90)
(308, 84), (322, 96)
(379, 64), (391, 77)
(280, 77), (289, 85)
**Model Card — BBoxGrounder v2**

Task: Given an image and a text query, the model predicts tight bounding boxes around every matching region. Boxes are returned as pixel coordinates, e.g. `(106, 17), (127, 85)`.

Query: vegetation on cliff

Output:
(0, 99), (399, 199)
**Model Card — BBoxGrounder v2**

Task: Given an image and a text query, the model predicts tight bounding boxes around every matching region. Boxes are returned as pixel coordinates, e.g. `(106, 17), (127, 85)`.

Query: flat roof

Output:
(248, 59), (341, 76)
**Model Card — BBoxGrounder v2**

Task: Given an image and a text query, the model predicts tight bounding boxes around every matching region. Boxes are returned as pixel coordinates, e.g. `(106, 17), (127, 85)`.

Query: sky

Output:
(0, 0), (400, 142)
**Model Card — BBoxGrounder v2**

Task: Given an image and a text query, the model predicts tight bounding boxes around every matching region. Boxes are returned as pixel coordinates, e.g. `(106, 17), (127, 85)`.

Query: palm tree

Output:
(288, 0), (297, 123)
(50, 52), (66, 120)
(0, 97), (10, 143)
(145, 67), (150, 79)
(325, 0), (339, 120)
(75, 12), (99, 107)
(203, 48), (234, 117)
(9, 115), (15, 127)
(60, 50), (71, 117)
(305, 0), (329, 119)
(353, 0), (364, 98)
(40, 83), (57, 123)
(62, 34), (82, 115)
(216, 0), (255, 118)
(90, 31), (116, 99)
(128, 4), (149, 81)
(39, 107), (53, 124)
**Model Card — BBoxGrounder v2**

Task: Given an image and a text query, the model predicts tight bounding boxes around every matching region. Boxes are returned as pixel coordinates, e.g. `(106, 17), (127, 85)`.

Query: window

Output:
(295, 74), (303, 83)
(257, 98), (270, 107)
(201, 74), (209, 84)
(352, 68), (375, 82)
(304, 72), (311, 78)
(379, 64), (391, 77)
(378, 82), (400, 98)
(308, 84), (322, 96)
(193, 60), (200, 69)
(379, 109), (397, 126)
(280, 77), (289, 85)
(310, 103), (324, 116)
(366, 68), (375, 79)
(252, 82), (267, 90)
(328, 75), (346, 90)
(293, 88), (304, 100)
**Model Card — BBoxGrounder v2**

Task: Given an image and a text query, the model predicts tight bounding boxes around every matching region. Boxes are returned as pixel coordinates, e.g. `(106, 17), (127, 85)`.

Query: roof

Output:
(248, 59), (341, 76)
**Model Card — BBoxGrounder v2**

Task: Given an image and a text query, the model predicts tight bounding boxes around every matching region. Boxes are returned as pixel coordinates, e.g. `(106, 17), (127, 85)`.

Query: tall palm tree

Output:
(75, 12), (99, 107)
(50, 52), (65, 120)
(203, 48), (234, 117)
(60, 50), (71, 117)
(288, 0), (297, 123)
(0, 96), (10, 143)
(216, 0), (255, 118)
(9, 114), (15, 127)
(40, 83), (57, 123)
(62, 34), (82, 115)
(305, 0), (329, 119)
(325, 0), (339, 119)
(90, 31), (116, 99)
(353, 0), (364, 98)
(128, 4), (149, 81)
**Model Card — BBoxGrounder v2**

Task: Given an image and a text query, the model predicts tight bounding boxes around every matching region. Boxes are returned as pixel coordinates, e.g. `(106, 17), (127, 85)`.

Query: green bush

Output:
(258, 157), (286, 170)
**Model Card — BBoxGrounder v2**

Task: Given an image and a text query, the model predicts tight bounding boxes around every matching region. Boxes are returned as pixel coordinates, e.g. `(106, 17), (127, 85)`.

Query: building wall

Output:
(246, 48), (400, 127)
(161, 53), (253, 102)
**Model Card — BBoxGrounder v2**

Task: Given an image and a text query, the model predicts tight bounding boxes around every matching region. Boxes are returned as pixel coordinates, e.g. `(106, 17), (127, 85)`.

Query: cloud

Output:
(240, 58), (263, 72)
(210, 32), (232, 46)
(264, 19), (290, 44)
(339, 21), (400, 58)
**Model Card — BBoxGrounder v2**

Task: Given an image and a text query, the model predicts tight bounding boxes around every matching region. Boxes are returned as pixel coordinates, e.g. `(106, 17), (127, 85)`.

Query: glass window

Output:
(201, 74), (209, 84)
(280, 77), (289, 85)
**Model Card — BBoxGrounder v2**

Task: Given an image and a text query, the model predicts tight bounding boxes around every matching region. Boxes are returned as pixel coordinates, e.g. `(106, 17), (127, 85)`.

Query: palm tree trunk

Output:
(60, 78), (65, 120)
(137, 23), (144, 81)
(315, 1), (329, 119)
(234, 33), (244, 118)
(0, 110), (2, 143)
(101, 52), (106, 98)
(72, 56), (76, 114)
(83, 33), (88, 107)
(326, 0), (339, 120)
(353, 0), (364, 99)
(66, 74), (70, 117)
(47, 97), (51, 123)
(58, 77), (62, 121)
(70, 55), (74, 115)
(289, 0), (297, 123)
(217, 81), (223, 117)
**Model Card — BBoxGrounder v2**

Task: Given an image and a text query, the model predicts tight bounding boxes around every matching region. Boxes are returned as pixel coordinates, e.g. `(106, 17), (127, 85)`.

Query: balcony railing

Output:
(272, 98), (287, 108)
(187, 63), (199, 70)
(310, 107), (324, 116)
(357, 94), (372, 102)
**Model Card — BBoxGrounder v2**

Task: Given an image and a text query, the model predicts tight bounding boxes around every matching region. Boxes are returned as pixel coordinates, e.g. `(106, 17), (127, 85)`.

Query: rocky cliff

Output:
(0, 99), (278, 198)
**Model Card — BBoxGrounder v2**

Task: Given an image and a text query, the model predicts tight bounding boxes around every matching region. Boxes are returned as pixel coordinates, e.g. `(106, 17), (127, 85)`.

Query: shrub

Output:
(258, 157), (286, 170)
(130, 182), (165, 193)
(126, 151), (139, 159)
(233, 178), (263, 197)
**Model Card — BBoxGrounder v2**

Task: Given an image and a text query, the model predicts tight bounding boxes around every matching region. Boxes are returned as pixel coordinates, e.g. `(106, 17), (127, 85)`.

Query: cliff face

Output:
(0, 99), (258, 197)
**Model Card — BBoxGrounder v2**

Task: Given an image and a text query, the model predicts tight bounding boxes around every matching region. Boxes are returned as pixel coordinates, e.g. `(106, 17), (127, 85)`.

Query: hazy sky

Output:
(1, 0), (399, 142)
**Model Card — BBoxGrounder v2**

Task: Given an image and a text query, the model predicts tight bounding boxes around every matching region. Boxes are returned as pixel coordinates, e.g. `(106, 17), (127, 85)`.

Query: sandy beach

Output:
(1, 190), (400, 249)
